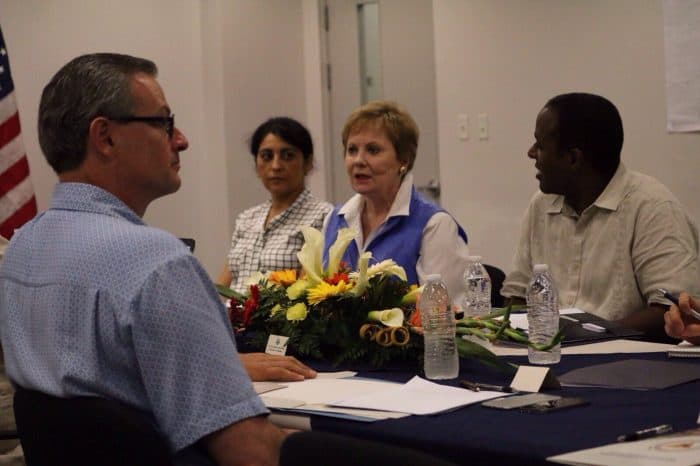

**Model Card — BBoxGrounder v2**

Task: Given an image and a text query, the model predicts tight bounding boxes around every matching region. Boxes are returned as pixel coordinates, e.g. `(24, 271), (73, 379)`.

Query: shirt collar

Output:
(545, 163), (627, 215)
(591, 163), (627, 211)
(50, 182), (145, 225)
(265, 189), (312, 230)
(338, 173), (413, 221)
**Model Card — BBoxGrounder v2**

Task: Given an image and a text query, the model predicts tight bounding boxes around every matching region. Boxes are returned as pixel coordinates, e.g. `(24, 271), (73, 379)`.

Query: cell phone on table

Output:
(519, 397), (588, 414)
(481, 393), (560, 410)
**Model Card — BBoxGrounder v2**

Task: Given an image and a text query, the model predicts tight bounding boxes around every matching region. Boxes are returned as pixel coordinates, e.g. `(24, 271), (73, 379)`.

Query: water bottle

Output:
(462, 256), (492, 317)
(526, 264), (561, 364)
(420, 274), (459, 379)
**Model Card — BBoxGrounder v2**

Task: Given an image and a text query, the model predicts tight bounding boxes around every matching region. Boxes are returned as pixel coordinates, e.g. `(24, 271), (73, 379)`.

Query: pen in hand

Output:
(659, 288), (700, 321)
(616, 424), (673, 442)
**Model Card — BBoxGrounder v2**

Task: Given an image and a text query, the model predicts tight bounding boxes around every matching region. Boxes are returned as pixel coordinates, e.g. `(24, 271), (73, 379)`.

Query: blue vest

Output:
(323, 187), (468, 285)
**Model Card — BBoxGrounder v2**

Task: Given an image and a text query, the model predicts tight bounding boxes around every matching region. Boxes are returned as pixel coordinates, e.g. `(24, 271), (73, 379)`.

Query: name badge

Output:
(265, 334), (289, 356)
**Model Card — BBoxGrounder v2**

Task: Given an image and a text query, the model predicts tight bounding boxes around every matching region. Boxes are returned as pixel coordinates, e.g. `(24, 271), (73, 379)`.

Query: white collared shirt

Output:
(325, 173), (471, 306)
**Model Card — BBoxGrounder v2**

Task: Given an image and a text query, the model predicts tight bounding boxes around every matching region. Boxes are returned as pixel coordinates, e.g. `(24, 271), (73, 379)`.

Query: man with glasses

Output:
(0, 54), (284, 465)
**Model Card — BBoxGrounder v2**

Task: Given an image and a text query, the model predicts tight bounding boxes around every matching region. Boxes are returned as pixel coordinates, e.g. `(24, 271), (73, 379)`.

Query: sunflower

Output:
(306, 280), (354, 305)
(268, 269), (297, 286)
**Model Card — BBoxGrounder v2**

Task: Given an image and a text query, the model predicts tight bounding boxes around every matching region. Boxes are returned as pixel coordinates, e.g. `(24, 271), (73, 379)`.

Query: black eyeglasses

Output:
(109, 114), (175, 139)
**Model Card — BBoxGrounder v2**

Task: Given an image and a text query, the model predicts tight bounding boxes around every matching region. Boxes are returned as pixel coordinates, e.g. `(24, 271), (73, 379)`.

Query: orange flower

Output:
(268, 269), (297, 287)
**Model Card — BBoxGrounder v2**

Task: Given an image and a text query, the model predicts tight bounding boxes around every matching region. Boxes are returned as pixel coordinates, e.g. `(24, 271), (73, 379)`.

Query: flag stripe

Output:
(0, 111), (20, 148)
(0, 131), (24, 173)
(0, 156), (29, 198)
(0, 176), (35, 224)
(0, 90), (19, 121)
(0, 26), (37, 239)
(0, 196), (36, 239)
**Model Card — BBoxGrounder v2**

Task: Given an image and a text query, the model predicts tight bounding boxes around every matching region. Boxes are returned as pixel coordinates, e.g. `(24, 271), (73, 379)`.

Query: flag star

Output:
(0, 48), (5, 56)
(0, 66), (4, 74)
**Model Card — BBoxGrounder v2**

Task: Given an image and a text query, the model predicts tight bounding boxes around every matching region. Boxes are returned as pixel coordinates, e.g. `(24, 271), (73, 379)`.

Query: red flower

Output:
(242, 284), (260, 326)
(325, 271), (349, 286)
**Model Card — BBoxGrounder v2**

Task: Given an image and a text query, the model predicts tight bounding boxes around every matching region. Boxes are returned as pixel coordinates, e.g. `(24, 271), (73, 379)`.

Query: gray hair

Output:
(38, 53), (158, 173)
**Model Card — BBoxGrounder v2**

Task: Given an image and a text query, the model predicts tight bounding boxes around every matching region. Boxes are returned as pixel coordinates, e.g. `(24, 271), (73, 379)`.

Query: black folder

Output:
(558, 312), (644, 346)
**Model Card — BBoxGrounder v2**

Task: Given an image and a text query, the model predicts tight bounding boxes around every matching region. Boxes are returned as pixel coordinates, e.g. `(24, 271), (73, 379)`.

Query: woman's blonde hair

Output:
(341, 100), (419, 172)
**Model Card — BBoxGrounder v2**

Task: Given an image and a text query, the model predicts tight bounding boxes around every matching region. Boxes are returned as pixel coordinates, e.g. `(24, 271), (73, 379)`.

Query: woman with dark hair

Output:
(218, 117), (331, 293)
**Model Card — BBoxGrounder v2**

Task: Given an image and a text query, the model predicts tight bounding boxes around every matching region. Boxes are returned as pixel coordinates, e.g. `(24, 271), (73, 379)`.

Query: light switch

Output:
(457, 114), (468, 141)
(478, 113), (488, 140)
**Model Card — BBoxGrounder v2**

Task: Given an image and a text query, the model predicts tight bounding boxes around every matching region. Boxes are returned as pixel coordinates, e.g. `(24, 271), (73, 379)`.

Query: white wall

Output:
(2, 0), (698, 279)
(433, 0), (700, 272)
(0, 0), (326, 277)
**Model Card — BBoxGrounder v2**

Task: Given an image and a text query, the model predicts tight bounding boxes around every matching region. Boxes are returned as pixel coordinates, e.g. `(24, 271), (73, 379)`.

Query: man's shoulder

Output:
(624, 170), (679, 204)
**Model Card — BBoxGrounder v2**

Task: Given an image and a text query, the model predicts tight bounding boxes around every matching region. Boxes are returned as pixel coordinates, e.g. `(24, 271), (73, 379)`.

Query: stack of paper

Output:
(256, 373), (507, 422)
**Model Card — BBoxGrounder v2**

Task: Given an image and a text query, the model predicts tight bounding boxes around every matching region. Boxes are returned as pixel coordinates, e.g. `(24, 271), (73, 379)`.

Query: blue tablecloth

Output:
(307, 352), (700, 465)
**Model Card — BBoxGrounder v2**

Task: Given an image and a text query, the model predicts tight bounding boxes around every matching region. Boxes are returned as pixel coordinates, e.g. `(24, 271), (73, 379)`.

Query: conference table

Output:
(282, 339), (700, 465)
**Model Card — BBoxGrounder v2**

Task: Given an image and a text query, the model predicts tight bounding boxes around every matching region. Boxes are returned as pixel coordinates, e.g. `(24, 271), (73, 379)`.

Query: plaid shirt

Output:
(227, 189), (331, 293)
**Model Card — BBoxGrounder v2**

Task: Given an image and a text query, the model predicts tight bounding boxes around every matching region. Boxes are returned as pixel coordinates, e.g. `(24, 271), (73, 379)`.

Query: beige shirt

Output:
(502, 164), (700, 320)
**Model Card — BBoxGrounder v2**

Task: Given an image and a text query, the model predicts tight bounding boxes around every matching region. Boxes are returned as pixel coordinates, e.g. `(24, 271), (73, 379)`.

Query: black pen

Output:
(616, 424), (673, 442)
(659, 288), (700, 320)
(459, 380), (481, 392)
(474, 383), (516, 393)
(460, 380), (515, 393)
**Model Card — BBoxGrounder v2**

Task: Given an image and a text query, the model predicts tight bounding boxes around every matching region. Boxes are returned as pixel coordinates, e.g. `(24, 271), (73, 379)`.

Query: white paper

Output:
(261, 377), (397, 406)
(549, 428), (700, 466)
(331, 376), (506, 415)
(506, 307), (584, 332)
(464, 334), (673, 357)
(663, 1), (700, 132)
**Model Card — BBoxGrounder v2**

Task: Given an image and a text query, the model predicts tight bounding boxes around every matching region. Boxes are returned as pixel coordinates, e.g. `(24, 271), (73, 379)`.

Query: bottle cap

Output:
(426, 273), (442, 282)
(533, 264), (549, 272)
(466, 255), (482, 262)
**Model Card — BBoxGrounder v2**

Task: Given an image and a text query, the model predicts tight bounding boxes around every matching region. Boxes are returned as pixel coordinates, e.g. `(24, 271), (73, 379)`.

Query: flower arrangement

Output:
(218, 227), (563, 368)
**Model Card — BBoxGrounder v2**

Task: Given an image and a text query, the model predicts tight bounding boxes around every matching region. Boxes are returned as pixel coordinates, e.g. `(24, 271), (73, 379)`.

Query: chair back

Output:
(14, 387), (173, 466)
(483, 263), (506, 308)
(179, 238), (195, 252)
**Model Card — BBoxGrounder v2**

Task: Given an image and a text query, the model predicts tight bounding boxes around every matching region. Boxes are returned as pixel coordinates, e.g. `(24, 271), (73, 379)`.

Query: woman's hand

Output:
(664, 292), (700, 345)
(240, 353), (317, 381)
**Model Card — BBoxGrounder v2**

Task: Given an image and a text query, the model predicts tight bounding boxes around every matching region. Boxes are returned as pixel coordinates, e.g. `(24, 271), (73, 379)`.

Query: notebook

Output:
(667, 344), (700, 358)
(558, 311), (644, 346)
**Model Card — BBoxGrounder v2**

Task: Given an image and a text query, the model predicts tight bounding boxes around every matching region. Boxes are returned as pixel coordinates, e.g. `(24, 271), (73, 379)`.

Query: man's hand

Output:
(664, 292), (700, 345)
(240, 353), (317, 381)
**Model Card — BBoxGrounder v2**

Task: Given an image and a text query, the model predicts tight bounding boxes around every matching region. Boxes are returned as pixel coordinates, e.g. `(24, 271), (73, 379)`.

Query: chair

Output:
(280, 431), (457, 466)
(179, 237), (195, 252)
(483, 263), (506, 308)
(14, 387), (173, 466)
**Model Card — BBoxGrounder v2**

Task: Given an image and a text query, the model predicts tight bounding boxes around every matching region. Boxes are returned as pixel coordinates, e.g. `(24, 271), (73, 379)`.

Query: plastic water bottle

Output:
(462, 256), (492, 317)
(420, 274), (459, 379)
(526, 264), (561, 364)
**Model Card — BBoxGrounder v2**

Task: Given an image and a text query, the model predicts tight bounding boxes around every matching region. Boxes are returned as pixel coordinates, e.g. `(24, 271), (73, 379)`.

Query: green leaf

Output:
(456, 338), (517, 374)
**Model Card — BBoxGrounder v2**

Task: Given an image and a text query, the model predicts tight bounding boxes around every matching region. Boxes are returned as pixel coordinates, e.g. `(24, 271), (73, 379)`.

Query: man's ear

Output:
(87, 117), (115, 158)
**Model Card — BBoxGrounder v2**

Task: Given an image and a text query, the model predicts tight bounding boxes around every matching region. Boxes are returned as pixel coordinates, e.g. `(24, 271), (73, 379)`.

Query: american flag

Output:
(0, 26), (37, 239)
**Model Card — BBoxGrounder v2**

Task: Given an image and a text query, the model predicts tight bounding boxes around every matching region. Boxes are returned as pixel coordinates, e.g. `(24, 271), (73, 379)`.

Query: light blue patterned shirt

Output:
(0, 182), (268, 463)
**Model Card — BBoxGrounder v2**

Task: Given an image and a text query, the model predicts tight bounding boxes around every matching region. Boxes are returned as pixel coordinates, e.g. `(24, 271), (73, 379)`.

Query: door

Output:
(322, 0), (441, 205)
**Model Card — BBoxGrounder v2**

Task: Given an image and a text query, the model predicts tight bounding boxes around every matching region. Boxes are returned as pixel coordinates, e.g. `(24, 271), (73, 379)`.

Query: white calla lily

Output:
(350, 252), (372, 296)
(296, 226), (324, 284)
(326, 228), (357, 276)
(367, 308), (405, 328)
